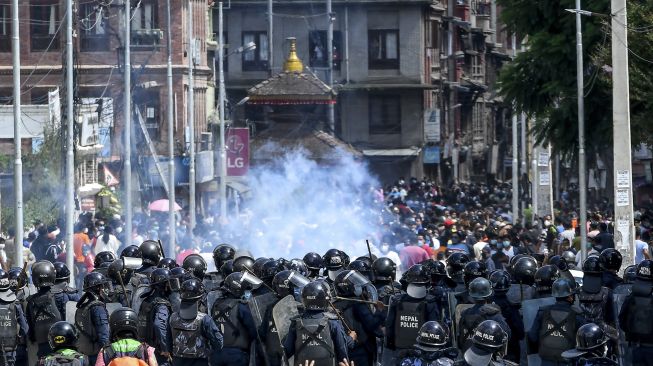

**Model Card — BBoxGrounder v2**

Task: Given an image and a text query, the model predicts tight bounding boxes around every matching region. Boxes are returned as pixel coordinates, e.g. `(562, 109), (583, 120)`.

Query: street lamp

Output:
(216, 1), (255, 221)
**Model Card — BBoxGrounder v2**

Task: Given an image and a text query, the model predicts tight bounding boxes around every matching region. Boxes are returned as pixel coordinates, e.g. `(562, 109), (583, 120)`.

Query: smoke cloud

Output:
(224, 144), (382, 259)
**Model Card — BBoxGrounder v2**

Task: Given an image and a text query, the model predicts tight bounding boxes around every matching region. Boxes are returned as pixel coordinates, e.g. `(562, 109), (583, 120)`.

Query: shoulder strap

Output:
(295, 318), (335, 358)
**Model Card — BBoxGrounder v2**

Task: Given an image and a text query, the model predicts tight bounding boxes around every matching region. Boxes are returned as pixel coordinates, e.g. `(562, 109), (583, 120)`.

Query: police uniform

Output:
(259, 296), (285, 366)
(210, 296), (258, 366)
(51, 282), (81, 319)
(398, 348), (458, 366)
(332, 299), (384, 366)
(138, 289), (173, 366)
(492, 291), (525, 362)
(528, 300), (587, 366)
(170, 308), (223, 366)
(0, 294), (28, 366)
(457, 303), (511, 353)
(282, 310), (350, 366)
(75, 293), (110, 365)
(618, 280), (653, 366)
(13, 289), (28, 365)
(601, 272), (623, 291)
(26, 287), (63, 358)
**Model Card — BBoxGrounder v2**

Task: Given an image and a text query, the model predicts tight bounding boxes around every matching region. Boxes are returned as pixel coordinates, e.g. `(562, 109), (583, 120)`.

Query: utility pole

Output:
(65, 0), (75, 286)
(511, 34), (518, 224)
(532, 145), (538, 227)
(267, 0), (273, 76)
(218, 2), (227, 221)
(11, 0), (23, 266)
(124, 0), (133, 247)
(166, 0), (176, 256)
(521, 112), (527, 225)
(574, 0), (588, 262)
(187, 0), (196, 236)
(612, 0), (635, 264)
(447, 0), (456, 183)
(326, 0), (335, 133)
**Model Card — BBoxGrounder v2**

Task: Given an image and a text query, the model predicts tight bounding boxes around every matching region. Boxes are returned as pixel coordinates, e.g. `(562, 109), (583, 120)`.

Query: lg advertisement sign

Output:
(226, 127), (249, 176)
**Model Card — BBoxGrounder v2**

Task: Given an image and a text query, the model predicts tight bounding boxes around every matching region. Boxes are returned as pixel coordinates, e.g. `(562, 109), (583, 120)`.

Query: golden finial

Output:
(283, 37), (303, 73)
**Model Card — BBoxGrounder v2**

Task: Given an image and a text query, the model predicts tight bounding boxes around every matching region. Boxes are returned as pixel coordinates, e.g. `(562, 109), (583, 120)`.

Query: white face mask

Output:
(328, 270), (341, 281)
(544, 220), (551, 226)
(407, 284), (427, 299)
(116, 227), (123, 234)
(381, 244), (390, 253)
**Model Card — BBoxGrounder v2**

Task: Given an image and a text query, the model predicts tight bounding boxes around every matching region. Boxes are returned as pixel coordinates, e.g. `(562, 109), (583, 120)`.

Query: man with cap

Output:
(397, 321), (458, 366)
(561, 323), (617, 365)
(38, 321), (88, 366)
(95, 307), (157, 366)
(463, 320), (516, 366)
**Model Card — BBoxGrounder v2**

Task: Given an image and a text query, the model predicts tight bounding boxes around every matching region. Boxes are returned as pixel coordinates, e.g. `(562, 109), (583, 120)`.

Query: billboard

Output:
(226, 127), (249, 177)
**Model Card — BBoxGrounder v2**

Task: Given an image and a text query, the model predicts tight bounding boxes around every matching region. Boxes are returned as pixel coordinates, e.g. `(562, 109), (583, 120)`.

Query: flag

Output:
(104, 165), (119, 186)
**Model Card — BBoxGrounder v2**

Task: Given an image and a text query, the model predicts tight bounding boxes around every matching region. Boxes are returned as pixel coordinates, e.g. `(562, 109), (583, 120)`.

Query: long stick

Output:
(328, 301), (352, 332)
(334, 296), (386, 307)
(365, 240), (373, 261)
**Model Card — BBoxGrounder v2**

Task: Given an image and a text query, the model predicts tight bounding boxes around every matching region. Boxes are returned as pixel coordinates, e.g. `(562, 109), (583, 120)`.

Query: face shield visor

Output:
(343, 270), (378, 302)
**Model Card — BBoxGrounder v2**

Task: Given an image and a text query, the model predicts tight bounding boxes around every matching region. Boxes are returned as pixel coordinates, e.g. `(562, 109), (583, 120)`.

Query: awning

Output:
(362, 147), (422, 157)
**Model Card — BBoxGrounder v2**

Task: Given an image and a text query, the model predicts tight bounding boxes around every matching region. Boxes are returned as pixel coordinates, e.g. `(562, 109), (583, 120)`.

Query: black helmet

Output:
(303, 252), (324, 272)
(509, 253), (529, 269)
(83, 272), (107, 292)
(599, 248), (623, 272)
(149, 268), (171, 289)
(468, 277), (493, 300)
(253, 258), (271, 278)
(463, 261), (488, 285)
(272, 270), (310, 297)
(301, 281), (331, 311)
(446, 252), (470, 274)
(575, 323), (608, 351)
(48, 321), (79, 350)
(582, 256), (602, 275)
(334, 270), (374, 298)
(403, 264), (430, 285)
(552, 278), (575, 298)
(120, 245), (142, 259)
(323, 249), (350, 271)
(488, 270), (511, 293)
(561, 251), (576, 265)
(534, 265), (559, 294)
(288, 259), (309, 277)
(624, 265), (637, 284)
(260, 259), (284, 281)
(109, 307), (139, 341)
(513, 256), (538, 285)
(179, 277), (205, 301)
(8, 267), (27, 291)
(355, 255), (375, 267)
(233, 255), (255, 273)
(212, 244), (236, 269)
(32, 260), (56, 288)
(140, 240), (163, 266)
(372, 257), (397, 282)
(422, 259), (447, 283)
(53, 262), (71, 283)
(548, 255), (568, 271)
(220, 260), (235, 278)
(223, 272), (262, 298)
(636, 259), (653, 280)
(0, 269), (9, 292)
(415, 321), (449, 350)
(158, 258), (178, 270)
(348, 260), (373, 280)
(182, 254), (208, 280)
(470, 320), (508, 349)
(94, 251), (116, 269)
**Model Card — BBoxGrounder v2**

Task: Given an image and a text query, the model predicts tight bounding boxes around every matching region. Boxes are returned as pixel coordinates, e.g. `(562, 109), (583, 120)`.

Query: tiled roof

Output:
(247, 71), (336, 104)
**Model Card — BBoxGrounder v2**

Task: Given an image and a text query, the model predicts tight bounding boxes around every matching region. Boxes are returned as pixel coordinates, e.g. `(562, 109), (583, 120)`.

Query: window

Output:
(471, 54), (484, 81)
(368, 30), (399, 69)
(242, 31), (268, 71)
(31, 2), (59, 51)
(131, 0), (160, 47)
(0, 5), (10, 52)
(369, 95), (401, 134)
(135, 91), (160, 140)
(308, 31), (342, 70)
(80, 4), (109, 52)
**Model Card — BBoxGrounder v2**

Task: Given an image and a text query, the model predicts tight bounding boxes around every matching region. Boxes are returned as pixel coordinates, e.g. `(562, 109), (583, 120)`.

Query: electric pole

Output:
(65, 0), (75, 286)
(218, 2), (227, 221)
(188, 0), (196, 236)
(124, 0), (133, 247)
(575, 0), (588, 263)
(511, 34), (519, 224)
(166, 0), (176, 256)
(11, 0), (23, 266)
(326, 0), (335, 133)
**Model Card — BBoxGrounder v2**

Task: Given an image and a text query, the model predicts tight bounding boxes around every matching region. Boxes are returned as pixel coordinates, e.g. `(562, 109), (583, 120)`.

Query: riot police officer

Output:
(8, 267), (28, 365)
(303, 252), (324, 280)
(534, 265), (560, 298)
(75, 272), (110, 365)
(52, 262), (81, 318)
(446, 252), (470, 291)
(458, 261), (488, 304)
(489, 270), (524, 363)
(577, 256), (614, 329)
(171, 278), (222, 366)
(562, 251), (578, 271)
(288, 259), (309, 278)
(562, 323), (617, 365)
(506, 256), (537, 305)
(384, 264), (440, 365)
(138, 268), (173, 365)
(528, 278), (586, 366)
(204, 244), (235, 291)
(372, 257), (400, 305)
(158, 258), (179, 270)
(599, 249), (623, 290)
(135, 240), (163, 280)
(398, 321), (458, 366)
(0, 268), (28, 366)
(283, 280), (351, 366)
(26, 260), (63, 359)
(618, 259), (653, 366)
(458, 277), (511, 353)
(210, 272), (258, 366)
(348, 260), (373, 281)
(119, 244), (142, 259)
(323, 249), (350, 284)
(97, 307), (156, 366)
(93, 251), (116, 277)
(333, 270), (384, 366)
(463, 320), (515, 366)
(38, 321), (88, 366)
(183, 254), (208, 281)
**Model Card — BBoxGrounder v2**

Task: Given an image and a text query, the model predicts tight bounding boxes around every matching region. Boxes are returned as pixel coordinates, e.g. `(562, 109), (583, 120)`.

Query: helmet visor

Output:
(344, 271), (378, 302)
(287, 271), (310, 289)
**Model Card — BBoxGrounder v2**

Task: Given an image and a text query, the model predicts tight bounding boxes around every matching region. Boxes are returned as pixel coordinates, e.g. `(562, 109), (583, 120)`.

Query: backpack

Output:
(102, 343), (149, 366)
(42, 350), (86, 366)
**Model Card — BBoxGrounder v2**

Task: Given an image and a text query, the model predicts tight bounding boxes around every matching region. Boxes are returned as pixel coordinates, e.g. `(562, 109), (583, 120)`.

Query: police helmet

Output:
(223, 271), (261, 298)
(551, 278), (575, 298)
(463, 261), (488, 285)
(32, 260), (56, 288)
(272, 270), (311, 298)
(288, 259), (309, 277)
(109, 307), (139, 341)
(488, 270), (511, 293)
(513, 256), (538, 285)
(8, 267), (27, 291)
(233, 255), (256, 273)
(48, 321), (79, 350)
(107, 259), (132, 285)
(534, 265), (559, 294)
(636, 260), (653, 280)
(301, 281), (331, 311)
(561, 251), (577, 266)
(422, 259), (447, 281)
(624, 265), (637, 284)
(94, 251), (116, 269)
(220, 260), (235, 278)
(53, 262), (71, 283)
(575, 323), (608, 351)
(599, 248), (623, 272)
(140, 240), (163, 266)
(253, 257), (271, 278)
(470, 320), (508, 349)
(0, 269), (9, 292)
(348, 260), (373, 280)
(212, 244), (236, 269)
(582, 256), (602, 275)
(415, 321), (449, 351)
(548, 255), (568, 271)
(509, 253), (528, 269)
(83, 272), (107, 292)
(120, 245), (142, 259)
(403, 264), (430, 285)
(446, 252), (470, 274)
(355, 255), (376, 267)
(182, 254), (208, 280)
(468, 277), (493, 300)
(372, 257), (397, 282)
(260, 259), (284, 281)
(179, 277), (205, 301)
(149, 268), (171, 289)
(323, 249), (350, 271)
(303, 252), (324, 272)
(158, 258), (178, 270)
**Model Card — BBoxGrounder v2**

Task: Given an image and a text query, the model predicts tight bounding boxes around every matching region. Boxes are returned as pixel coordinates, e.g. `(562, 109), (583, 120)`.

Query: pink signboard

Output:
(226, 127), (249, 176)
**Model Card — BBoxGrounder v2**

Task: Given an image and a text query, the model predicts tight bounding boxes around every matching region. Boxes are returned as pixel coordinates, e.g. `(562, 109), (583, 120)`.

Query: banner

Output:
(226, 127), (250, 177)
